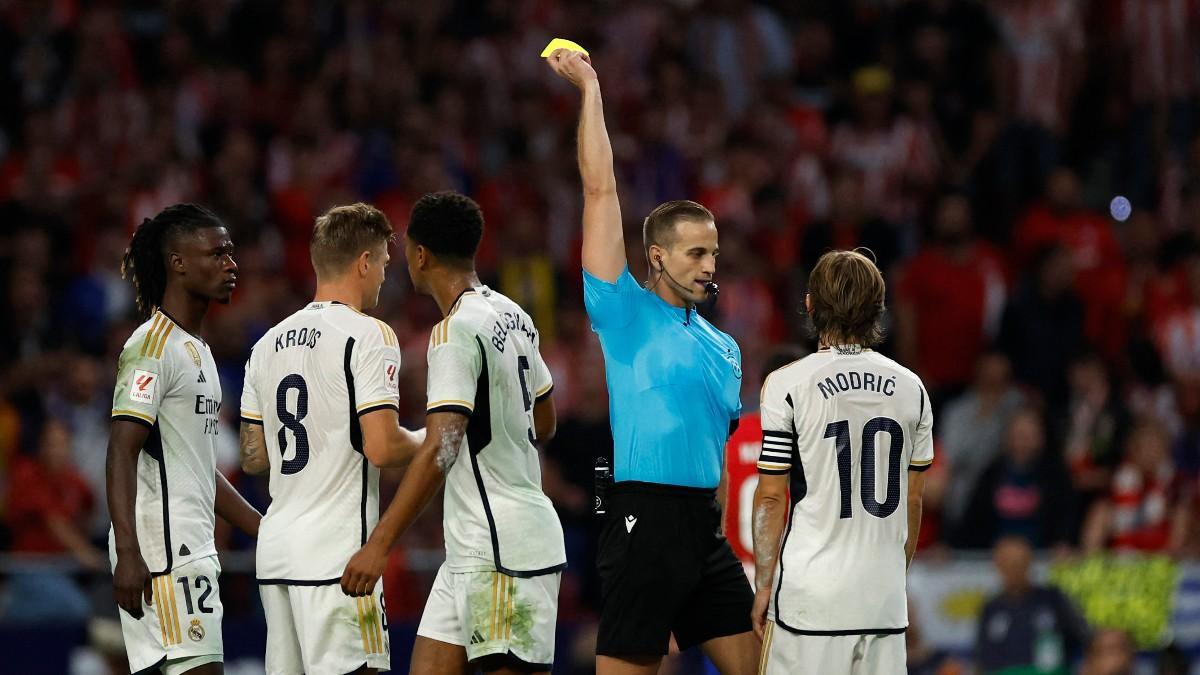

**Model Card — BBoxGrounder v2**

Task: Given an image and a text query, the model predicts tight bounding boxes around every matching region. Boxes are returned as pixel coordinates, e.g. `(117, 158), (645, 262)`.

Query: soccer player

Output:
(723, 347), (806, 584)
(338, 191), (565, 675)
(547, 50), (758, 675)
(752, 250), (933, 675)
(107, 204), (262, 675)
(239, 203), (424, 675)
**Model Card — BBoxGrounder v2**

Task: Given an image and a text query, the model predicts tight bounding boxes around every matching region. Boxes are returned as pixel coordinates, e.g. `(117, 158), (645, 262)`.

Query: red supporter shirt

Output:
(6, 456), (94, 554)
(724, 412), (763, 565)
(896, 244), (1007, 388)
(1110, 462), (1179, 552)
(1013, 205), (1128, 358)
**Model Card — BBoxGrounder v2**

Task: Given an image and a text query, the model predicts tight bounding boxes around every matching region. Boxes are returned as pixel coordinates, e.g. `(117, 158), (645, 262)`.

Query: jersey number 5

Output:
(276, 374), (310, 474)
(824, 417), (903, 519)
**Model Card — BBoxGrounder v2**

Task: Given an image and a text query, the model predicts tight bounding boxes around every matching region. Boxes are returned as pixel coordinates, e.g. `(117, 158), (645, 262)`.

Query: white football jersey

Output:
(109, 311), (223, 573)
(426, 286), (566, 576)
(758, 347), (933, 634)
(241, 302), (401, 582)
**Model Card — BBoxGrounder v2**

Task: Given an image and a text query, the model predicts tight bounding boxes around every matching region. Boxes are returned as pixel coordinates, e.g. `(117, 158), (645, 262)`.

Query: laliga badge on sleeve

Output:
(540, 38), (589, 58)
(384, 359), (399, 395)
(129, 370), (158, 404)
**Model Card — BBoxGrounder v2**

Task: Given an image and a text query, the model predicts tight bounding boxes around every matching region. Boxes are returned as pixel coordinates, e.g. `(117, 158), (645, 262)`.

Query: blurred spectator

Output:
(2, 420), (102, 625)
(1078, 628), (1134, 675)
(956, 407), (1075, 549)
(830, 65), (939, 230)
(895, 191), (1007, 401)
(999, 244), (1086, 416)
(990, 0), (1085, 199)
(908, 601), (968, 675)
(1012, 167), (1127, 361)
(1062, 353), (1129, 525)
(801, 171), (901, 279)
(1082, 422), (1190, 555)
(939, 352), (1025, 531)
(976, 536), (1089, 675)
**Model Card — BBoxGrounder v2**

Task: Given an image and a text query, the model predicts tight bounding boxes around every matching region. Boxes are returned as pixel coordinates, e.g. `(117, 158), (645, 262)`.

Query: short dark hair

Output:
(310, 203), (394, 279)
(407, 191), (484, 265)
(643, 200), (714, 251)
(121, 203), (225, 317)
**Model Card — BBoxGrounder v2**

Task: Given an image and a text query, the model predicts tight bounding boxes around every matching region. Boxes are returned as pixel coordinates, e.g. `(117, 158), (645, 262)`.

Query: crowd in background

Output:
(1, 0), (1199, 670)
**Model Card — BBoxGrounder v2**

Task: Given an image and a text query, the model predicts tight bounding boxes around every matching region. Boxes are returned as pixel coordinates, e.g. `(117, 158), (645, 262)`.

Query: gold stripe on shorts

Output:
(365, 596), (380, 654)
(373, 595), (384, 653)
(758, 621), (775, 675)
(166, 574), (182, 645)
(505, 575), (515, 641)
(490, 572), (499, 640)
(355, 597), (371, 653)
(372, 596), (383, 654)
(153, 577), (168, 645)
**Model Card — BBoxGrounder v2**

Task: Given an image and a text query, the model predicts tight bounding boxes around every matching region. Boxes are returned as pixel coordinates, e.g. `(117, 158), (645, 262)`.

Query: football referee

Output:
(547, 49), (757, 675)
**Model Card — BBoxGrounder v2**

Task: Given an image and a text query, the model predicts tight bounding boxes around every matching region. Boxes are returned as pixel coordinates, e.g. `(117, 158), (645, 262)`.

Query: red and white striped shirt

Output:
(990, 0), (1085, 129)
(1120, 0), (1200, 102)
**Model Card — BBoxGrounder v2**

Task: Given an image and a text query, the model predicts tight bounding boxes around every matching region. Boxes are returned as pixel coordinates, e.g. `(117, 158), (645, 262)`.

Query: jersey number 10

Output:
(824, 417), (903, 519)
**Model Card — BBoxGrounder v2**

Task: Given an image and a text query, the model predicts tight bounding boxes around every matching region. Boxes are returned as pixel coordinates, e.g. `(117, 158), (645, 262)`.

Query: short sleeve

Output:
(530, 340), (554, 404)
(111, 328), (175, 428)
(909, 381), (934, 472)
(583, 266), (642, 331)
(354, 320), (402, 416)
(758, 372), (797, 475)
(240, 350), (263, 425)
(426, 317), (482, 416)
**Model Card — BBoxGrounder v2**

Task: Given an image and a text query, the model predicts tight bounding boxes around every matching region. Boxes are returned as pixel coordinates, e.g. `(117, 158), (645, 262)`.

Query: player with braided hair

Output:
(107, 204), (262, 675)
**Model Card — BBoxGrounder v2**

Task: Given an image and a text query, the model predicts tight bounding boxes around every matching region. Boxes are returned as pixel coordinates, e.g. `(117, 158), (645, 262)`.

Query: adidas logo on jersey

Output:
(625, 515), (637, 532)
(197, 371), (207, 383)
(179, 543), (191, 556)
(469, 630), (486, 645)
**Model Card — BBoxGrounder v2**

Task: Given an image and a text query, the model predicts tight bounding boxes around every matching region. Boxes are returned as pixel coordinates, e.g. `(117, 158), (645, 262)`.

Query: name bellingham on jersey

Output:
(759, 347), (933, 635)
(425, 286), (566, 577)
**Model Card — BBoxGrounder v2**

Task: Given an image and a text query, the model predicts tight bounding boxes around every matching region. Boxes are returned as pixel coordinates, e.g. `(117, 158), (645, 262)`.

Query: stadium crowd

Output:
(0, 0), (1198, 672)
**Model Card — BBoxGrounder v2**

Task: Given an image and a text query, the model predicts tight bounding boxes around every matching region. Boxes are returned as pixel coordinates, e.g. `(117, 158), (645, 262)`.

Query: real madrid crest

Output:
(189, 618), (205, 642)
(185, 342), (202, 367)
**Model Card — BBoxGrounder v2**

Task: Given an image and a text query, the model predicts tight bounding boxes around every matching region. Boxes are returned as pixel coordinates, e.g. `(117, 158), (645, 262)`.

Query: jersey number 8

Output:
(276, 374), (310, 475)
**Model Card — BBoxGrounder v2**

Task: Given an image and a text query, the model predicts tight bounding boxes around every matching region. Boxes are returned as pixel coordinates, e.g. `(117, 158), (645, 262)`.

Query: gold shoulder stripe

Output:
(374, 319), (394, 346)
(155, 323), (175, 359)
(141, 314), (165, 357)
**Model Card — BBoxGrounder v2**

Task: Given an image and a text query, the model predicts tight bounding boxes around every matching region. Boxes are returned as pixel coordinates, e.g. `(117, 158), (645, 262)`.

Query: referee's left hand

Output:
(751, 586), (771, 639)
(341, 542), (387, 597)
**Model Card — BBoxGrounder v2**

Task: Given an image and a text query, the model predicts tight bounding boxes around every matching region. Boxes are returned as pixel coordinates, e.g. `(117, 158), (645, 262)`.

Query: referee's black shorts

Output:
(596, 481), (753, 657)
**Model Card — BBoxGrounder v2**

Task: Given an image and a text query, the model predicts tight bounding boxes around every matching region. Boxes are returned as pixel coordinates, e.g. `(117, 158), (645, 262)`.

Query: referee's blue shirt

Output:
(583, 266), (742, 488)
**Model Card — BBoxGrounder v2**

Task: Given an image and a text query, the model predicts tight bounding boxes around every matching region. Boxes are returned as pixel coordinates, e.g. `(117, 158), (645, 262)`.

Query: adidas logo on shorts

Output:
(470, 629), (486, 645)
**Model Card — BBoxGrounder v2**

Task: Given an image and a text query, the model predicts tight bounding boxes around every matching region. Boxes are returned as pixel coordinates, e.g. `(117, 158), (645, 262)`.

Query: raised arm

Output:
(547, 49), (626, 281)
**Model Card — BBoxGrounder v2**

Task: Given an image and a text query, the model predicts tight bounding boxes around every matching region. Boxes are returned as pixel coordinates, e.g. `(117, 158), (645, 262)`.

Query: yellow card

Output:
(540, 38), (589, 58)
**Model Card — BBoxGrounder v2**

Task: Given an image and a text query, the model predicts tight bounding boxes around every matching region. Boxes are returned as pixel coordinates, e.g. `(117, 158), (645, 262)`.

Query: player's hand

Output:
(751, 586), (771, 640)
(113, 550), (153, 619)
(546, 49), (597, 90)
(341, 542), (387, 597)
